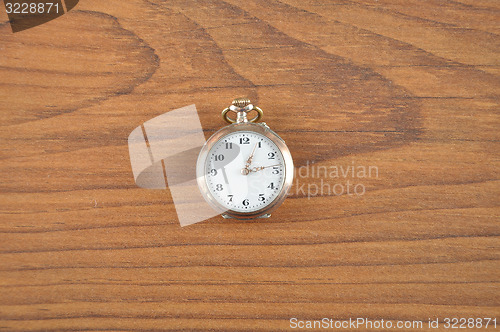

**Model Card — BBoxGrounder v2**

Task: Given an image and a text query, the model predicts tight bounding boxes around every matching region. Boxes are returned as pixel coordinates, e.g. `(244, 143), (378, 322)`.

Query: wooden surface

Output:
(1, 0), (499, 330)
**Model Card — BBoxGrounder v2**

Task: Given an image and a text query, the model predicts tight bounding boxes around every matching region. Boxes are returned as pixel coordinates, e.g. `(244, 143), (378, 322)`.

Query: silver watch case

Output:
(196, 122), (294, 220)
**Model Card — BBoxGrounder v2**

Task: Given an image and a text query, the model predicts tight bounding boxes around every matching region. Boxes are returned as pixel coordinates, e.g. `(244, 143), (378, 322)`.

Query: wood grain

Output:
(0, 0), (499, 330)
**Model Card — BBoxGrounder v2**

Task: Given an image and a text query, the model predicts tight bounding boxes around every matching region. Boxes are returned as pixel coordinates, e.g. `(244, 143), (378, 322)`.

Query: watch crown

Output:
(231, 97), (251, 108)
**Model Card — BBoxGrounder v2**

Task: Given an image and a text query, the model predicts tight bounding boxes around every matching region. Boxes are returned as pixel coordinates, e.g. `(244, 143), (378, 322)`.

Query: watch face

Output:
(204, 131), (285, 213)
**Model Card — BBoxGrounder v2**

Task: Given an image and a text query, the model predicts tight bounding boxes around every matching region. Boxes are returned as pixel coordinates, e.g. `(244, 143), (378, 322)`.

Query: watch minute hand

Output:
(250, 164), (282, 172)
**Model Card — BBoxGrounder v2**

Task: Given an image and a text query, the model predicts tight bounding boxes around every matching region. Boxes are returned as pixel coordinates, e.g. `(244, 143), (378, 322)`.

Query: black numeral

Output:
(258, 194), (265, 202)
(268, 152), (275, 159)
(210, 169), (217, 176)
(258, 141), (262, 148)
(214, 154), (224, 161)
(272, 167), (279, 174)
(216, 184), (223, 191)
(225, 142), (233, 149)
(239, 137), (250, 144)
(228, 195), (233, 202)
(242, 199), (249, 206)
(267, 183), (275, 190)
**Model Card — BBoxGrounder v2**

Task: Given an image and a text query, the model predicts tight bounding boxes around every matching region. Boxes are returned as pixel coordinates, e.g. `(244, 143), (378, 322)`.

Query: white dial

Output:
(205, 131), (285, 213)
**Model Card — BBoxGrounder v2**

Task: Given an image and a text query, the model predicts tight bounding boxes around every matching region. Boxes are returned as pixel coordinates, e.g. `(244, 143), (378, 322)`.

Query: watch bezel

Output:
(196, 122), (294, 220)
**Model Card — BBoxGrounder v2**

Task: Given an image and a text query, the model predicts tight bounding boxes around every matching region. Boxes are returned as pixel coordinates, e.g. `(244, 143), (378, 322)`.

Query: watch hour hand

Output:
(241, 142), (258, 175)
(245, 142), (258, 168)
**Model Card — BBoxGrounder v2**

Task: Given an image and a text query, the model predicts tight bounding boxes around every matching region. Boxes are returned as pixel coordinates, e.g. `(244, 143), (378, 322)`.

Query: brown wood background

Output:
(1, 0), (499, 330)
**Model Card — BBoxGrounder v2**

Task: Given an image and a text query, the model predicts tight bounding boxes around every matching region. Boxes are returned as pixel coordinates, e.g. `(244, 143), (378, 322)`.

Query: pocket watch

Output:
(196, 98), (294, 219)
